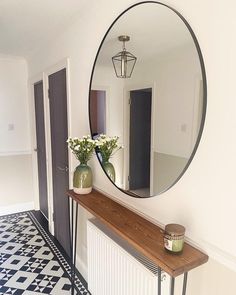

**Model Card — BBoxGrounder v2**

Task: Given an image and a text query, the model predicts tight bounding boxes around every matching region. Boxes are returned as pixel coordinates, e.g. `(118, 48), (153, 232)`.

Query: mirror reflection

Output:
(89, 3), (206, 198)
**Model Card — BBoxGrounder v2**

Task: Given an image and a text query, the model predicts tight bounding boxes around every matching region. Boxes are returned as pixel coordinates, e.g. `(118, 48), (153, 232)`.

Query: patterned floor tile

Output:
(0, 232), (18, 242)
(7, 225), (26, 234)
(0, 242), (23, 255)
(33, 246), (53, 260)
(21, 291), (46, 294)
(1, 255), (30, 271)
(0, 253), (11, 264)
(29, 274), (58, 292)
(18, 217), (32, 226)
(0, 286), (23, 294)
(13, 234), (33, 244)
(20, 258), (48, 273)
(4, 271), (38, 290)
(27, 235), (45, 247)
(0, 268), (17, 283)
(40, 260), (64, 277)
(15, 244), (40, 258)
(0, 223), (14, 232)
(50, 277), (72, 294)
(21, 226), (38, 236)
(0, 211), (90, 294)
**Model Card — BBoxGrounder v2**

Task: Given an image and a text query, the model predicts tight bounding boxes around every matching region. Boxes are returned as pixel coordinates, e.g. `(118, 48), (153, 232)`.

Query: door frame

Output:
(29, 58), (72, 235)
(43, 58), (72, 235)
(123, 83), (156, 195)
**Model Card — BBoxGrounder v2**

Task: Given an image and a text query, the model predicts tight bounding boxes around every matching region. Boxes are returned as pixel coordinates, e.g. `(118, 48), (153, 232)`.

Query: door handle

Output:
(57, 166), (69, 172)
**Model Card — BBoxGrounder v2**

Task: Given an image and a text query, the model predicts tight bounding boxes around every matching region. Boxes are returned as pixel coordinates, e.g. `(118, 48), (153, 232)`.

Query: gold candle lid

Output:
(165, 224), (185, 236)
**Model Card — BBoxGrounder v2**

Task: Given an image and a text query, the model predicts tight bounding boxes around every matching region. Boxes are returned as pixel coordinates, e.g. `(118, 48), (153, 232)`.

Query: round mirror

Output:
(89, 1), (207, 198)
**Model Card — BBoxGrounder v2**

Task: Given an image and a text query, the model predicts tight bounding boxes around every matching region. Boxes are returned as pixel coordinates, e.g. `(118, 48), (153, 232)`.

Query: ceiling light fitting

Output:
(112, 35), (137, 78)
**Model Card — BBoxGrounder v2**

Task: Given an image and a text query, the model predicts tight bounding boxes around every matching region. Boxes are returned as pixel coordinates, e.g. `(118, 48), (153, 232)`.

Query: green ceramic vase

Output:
(102, 161), (116, 182)
(73, 163), (92, 194)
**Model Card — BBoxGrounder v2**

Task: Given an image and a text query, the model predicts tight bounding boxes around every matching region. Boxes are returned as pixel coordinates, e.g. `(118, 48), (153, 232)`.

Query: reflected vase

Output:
(102, 160), (116, 182)
(73, 163), (92, 194)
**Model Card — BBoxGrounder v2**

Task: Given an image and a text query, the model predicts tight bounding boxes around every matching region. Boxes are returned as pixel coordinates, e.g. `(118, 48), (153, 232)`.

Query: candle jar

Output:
(164, 224), (185, 254)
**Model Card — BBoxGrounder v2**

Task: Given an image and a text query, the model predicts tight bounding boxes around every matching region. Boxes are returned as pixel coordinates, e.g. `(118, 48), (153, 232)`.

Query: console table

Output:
(66, 189), (208, 294)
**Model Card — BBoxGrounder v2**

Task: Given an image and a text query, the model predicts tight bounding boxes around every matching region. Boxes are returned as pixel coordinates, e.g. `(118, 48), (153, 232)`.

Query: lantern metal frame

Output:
(112, 35), (137, 78)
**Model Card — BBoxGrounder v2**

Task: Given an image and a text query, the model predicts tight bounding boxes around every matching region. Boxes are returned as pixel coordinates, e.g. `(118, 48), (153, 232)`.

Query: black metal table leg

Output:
(70, 198), (75, 295)
(69, 198), (79, 295)
(182, 272), (188, 295)
(68, 197), (72, 255)
(170, 276), (175, 295)
(73, 203), (78, 293)
(158, 267), (162, 295)
(68, 198), (72, 289)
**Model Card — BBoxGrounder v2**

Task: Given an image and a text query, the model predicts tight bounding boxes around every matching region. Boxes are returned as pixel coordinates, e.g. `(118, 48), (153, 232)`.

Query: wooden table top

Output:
(67, 189), (208, 277)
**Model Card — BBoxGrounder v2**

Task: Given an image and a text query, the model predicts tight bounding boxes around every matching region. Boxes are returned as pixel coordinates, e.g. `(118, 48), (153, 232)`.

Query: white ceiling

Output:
(0, 0), (87, 58)
(97, 3), (194, 65)
(0, 2), (195, 60)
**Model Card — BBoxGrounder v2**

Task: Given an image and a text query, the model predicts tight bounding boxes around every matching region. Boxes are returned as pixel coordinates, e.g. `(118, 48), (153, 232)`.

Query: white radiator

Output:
(87, 219), (171, 295)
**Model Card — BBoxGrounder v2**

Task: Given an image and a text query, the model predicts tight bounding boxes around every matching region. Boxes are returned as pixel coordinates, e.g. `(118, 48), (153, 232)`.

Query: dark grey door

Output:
(34, 81), (48, 218)
(48, 69), (70, 256)
(129, 89), (152, 190)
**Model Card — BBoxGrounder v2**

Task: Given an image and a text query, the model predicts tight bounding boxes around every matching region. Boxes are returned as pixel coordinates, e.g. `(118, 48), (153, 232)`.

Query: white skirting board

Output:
(87, 218), (171, 295)
(0, 202), (34, 216)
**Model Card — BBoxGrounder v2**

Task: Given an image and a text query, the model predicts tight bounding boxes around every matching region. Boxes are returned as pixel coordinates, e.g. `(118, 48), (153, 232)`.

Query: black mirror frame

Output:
(88, 1), (207, 198)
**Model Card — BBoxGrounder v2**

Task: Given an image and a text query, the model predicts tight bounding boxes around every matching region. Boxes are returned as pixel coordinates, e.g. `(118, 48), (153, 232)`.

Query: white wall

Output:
(0, 56), (34, 212)
(130, 45), (202, 158)
(0, 155), (34, 214)
(27, 0), (236, 293)
(153, 152), (188, 194)
(0, 57), (31, 154)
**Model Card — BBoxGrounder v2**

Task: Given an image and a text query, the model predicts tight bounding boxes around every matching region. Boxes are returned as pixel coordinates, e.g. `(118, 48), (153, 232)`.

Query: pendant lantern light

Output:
(112, 35), (137, 78)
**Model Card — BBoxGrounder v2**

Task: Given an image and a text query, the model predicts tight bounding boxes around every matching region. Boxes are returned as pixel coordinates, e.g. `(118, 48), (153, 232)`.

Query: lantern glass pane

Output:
(112, 52), (136, 78)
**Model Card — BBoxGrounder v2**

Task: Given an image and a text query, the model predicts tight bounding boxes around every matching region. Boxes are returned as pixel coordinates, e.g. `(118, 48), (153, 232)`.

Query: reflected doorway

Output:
(129, 88), (152, 197)
(90, 90), (106, 136)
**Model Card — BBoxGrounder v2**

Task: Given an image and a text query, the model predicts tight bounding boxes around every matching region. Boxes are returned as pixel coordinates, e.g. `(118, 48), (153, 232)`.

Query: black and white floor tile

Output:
(0, 211), (90, 294)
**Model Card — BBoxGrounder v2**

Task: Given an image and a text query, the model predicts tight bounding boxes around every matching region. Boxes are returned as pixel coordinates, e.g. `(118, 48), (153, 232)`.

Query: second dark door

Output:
(48, 68), (70, 256)
(129, 89), (152, 190)
(34, 81), (48, 218)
